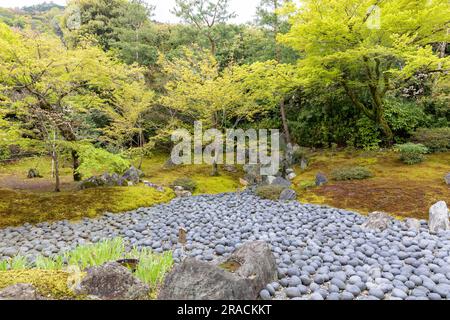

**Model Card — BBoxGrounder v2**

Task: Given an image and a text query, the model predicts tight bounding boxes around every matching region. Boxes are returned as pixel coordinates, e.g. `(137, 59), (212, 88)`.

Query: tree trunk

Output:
(280, 99), (291, 144)
(52, 137), (60, 192)
(71, 149), (82, 182)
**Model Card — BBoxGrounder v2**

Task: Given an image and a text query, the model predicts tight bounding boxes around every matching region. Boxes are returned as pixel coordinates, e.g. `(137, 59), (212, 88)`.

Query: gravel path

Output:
(1, 192), (450, 300)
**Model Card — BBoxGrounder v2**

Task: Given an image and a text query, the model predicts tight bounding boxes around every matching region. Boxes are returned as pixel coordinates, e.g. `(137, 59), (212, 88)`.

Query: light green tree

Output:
(279, 0), (450, 143)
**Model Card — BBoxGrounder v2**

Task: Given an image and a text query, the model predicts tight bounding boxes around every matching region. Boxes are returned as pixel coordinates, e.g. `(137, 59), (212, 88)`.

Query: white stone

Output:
(429, 201), (449, 234)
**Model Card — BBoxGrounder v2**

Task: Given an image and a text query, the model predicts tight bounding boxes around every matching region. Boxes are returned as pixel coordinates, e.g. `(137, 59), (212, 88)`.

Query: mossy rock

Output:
(170, 177), (197, 192)
(0, 270), (79, 300)
(255, 185), (286, 201)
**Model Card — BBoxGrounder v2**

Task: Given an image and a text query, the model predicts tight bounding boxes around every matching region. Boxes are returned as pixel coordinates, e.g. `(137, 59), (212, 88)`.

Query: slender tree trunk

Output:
(138, 128), (144, 170)
(71, 149), (82, 182)
(52, 132), (60, 192)
(280, 99), (291, 144)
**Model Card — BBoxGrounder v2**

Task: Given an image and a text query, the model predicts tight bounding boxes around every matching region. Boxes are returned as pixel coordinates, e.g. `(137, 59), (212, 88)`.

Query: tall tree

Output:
(280, 0), (450, 144)
(0, 23), (153, 181)
(172, 0), (236, 55)
(256, 0), (294, 143)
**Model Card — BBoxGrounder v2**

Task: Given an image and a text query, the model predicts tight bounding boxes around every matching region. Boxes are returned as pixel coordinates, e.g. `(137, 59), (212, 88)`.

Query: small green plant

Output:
(412, 128), (450, 153)
(255, 185), (286, 200)
(170, 177), (197, 192)
(134, 249), (174, 287)
(7, 255), (30, 270)
(331, 166), (374, 181)
(65, 238), (125, 269)
(396, 143), (429, 165)
(35, 255), (65, 270)
(0, 259), (8, 271)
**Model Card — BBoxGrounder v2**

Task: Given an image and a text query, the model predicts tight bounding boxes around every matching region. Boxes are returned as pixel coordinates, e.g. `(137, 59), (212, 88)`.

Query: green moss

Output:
(0, 186), (175, 227)
(331, 166), (374, 181)
(0, 270), (78, 299)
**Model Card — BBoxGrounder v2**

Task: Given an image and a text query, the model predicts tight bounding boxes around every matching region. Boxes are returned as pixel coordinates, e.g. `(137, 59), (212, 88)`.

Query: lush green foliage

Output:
(331, 166), (374, 181)
(396, 143), (429, 165)
(412, 128), (450, 153)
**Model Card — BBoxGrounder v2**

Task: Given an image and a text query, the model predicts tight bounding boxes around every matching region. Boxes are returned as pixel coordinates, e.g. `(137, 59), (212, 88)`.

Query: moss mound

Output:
(0, 186), (175, 228)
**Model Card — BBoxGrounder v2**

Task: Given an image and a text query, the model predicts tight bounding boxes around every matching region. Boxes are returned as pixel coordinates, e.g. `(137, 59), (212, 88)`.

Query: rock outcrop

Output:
(74, 262), (149, 300)
(158, 241), (277, 300)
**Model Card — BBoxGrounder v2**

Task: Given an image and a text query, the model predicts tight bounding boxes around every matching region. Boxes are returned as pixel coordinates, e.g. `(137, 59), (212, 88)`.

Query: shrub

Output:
(412, 128), (450, 153)
(331, 166), (374, 181)
(291, 147), (310, 164)
(255, 185), (286, 200)
(396, 143), (429, 165)
(170, 177), (197, 192)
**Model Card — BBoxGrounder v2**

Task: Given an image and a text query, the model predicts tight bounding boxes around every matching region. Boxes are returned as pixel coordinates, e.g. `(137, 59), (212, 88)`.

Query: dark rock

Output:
(158, 241), (277, 300)
(122, 166), (144, 185)
(279, 189), (297, 201)
(27, 168), (42, 179)
(79, 176), (104, 190)
(361, 212), (393, 232)
(0, 283), (42, 300)
(74, 262), (149, 300)
(270, 177), (291, 188)
(445, 173), (450, 185)
(315, 173), (328, 186)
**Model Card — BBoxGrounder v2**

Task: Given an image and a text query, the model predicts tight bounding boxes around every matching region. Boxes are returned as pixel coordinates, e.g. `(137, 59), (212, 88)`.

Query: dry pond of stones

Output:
(1, 192), (450, 300)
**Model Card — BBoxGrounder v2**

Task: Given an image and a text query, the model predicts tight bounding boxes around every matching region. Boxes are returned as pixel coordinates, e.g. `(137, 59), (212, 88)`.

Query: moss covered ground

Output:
(292, 150), (450, 220)
(0, 150), (448, 227)
(0, 270), (77, 299)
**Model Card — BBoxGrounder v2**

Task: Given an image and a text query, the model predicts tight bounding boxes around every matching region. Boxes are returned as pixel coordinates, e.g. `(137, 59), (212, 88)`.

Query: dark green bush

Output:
(412, 128), (450, 153)
(396, 143), (429, 165)
(170, 177), (197, 192)
(255, 185), (286, 200)
(331, 166), (374, 181)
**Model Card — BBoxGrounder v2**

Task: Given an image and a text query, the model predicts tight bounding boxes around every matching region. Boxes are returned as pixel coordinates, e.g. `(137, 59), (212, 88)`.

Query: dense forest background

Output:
(0, 0), (449, 184)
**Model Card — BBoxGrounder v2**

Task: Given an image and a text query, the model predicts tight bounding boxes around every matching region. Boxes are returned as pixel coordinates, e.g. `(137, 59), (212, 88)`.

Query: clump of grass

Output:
(0, 256), (30, 271)
(35, 255), (65, 270)
(133, 249), (173, 288)
(255, 185), (286, 200)
(14, 238), (174, 293)
(396, 143), (429, 165)
(331, 166), (374, 181)
(65, 238), (125, 270)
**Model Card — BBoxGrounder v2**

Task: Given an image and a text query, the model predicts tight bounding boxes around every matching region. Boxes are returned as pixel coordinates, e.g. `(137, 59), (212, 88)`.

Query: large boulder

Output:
(122, 166), (144, 185)
(158, 241), (277, 300)
(361, 212), (393, 232)
(74, 262), (149, 300)
(0, 283), (43, 300)
(445, 173), (450, 185)
(429, 201), (449, 234)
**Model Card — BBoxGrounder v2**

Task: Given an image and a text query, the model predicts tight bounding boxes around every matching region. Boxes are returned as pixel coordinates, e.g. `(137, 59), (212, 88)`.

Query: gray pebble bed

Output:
(1, 192), (450, 300)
